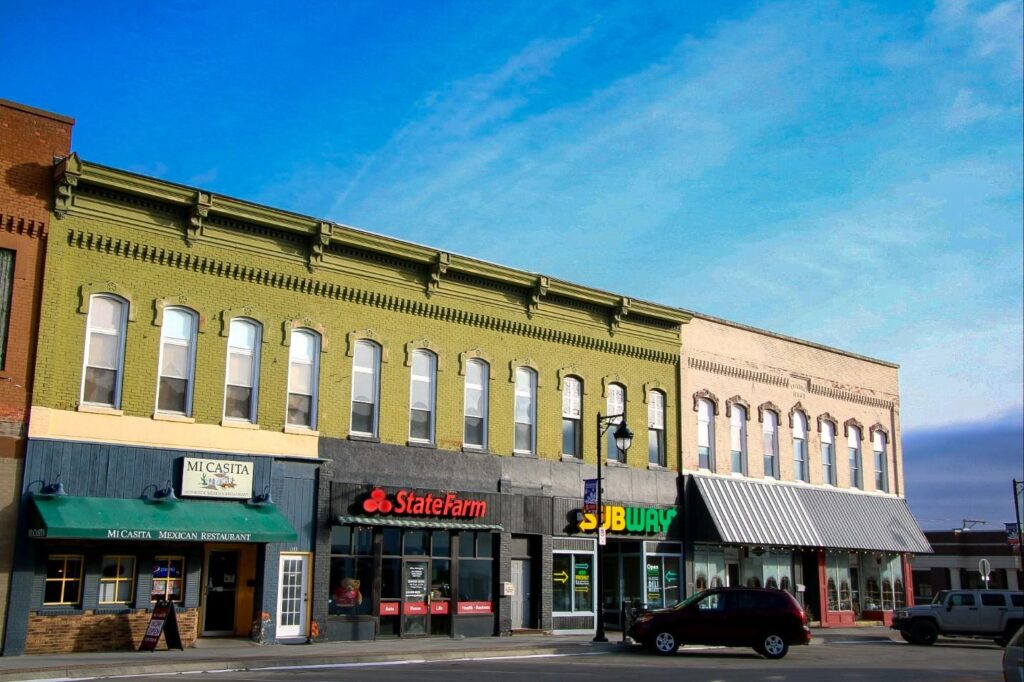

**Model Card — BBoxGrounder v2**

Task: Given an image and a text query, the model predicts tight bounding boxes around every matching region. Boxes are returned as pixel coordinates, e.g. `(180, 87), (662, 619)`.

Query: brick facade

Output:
(0, 99), (73, 648)
(23, 608), (198, 655)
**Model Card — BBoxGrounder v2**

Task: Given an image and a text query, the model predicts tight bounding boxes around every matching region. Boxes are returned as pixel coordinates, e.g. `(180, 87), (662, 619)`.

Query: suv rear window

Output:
(980, 594), (1004, 607)
(949, 593), (975, 606)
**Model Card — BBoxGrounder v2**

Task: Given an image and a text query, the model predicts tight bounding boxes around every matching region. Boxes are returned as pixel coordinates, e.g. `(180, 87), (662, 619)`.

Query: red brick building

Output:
(0, 99), (74, 645)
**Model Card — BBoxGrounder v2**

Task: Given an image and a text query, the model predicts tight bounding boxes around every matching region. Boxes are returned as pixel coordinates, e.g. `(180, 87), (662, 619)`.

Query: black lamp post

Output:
(593, 413), (633, 643)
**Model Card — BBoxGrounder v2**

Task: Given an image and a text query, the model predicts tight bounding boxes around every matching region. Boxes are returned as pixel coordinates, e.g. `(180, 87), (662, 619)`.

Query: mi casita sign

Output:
(182, 457), (253, 499)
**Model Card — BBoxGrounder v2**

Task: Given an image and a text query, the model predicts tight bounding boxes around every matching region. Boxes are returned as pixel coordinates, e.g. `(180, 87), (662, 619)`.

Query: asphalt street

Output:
(124, 638), (1008, 682)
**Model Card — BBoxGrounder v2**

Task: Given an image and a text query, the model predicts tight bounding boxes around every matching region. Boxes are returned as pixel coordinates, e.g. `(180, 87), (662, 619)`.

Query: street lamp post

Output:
(593, 412), (633, 643)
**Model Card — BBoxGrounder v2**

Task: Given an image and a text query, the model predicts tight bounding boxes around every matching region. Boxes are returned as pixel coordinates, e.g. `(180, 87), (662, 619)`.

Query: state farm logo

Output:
(362, 488), (393, 513)
(360, 487), (487, 519)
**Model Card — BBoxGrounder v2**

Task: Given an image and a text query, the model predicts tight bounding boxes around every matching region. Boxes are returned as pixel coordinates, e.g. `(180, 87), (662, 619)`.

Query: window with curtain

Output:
(848, 425), (862, 489)
(82, 294), (128, 407)
(730, 405), (747, 475)
(514, 367), (537, 453)
(0, 249), (14, 370)
(697, 398), (714, 469)
(463, 358), (488, 449)
(409, 349), (437, 443)
(648, 390), (666, 466)
(562, 376), (582, 458)
(793, 411), (808, 482)
(156, 308), (198, 415)
(224, 318), (260, 422)
(822, 421), (836, 485)
(873, 430), (888, 492)
(287, 329), (320, 428)
(351, 340), (381, 437)
(606, 384), (625, 462)
(762, 410), (779, 477)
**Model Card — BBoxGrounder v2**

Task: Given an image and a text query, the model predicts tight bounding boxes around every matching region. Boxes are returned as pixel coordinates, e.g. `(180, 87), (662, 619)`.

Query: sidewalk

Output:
(0, 627), (896, 682)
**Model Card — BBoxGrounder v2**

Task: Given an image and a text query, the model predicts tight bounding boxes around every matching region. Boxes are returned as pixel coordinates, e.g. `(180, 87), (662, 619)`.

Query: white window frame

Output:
(155, 307), (198, 416)
(822, 421), (836, 485)
(763, 411), (779, 478)
(848, 425), (862, 489)
(562, 376), (582, 458)
(350, 340), (381, 438)
(286, 329), (320, 429)
(873, 430), (888, 492)
(793, 412), (808, 482)
(408, 349), (437, 444)
(514, 367), (537, 454)
(80, 294), (128, 408)
(223, 318), (261, 423)
(463, 358), (489, 449)
(648, 390), (666, 467)
(605, 383), (625, 462)
(730, 405), (747, 476)
(697, 398), (715, 470)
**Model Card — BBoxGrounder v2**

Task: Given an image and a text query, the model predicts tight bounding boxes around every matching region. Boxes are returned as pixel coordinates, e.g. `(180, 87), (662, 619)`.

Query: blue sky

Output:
(3, 1), (1022, 523)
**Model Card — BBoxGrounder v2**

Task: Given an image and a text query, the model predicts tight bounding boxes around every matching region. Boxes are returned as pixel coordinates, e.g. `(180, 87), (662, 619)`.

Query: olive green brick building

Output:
(6, 153), (689, 653)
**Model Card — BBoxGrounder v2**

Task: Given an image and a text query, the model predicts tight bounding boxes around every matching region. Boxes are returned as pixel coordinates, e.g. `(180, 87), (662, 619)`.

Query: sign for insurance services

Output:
(182, 457), (253, 499)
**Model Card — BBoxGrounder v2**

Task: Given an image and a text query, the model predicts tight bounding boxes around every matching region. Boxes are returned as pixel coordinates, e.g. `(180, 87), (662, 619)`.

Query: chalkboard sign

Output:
(139, 599), (184, 651)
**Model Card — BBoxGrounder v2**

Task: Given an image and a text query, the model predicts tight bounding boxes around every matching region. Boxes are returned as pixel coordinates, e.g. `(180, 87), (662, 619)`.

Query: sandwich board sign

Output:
(139, 599), (184, 651)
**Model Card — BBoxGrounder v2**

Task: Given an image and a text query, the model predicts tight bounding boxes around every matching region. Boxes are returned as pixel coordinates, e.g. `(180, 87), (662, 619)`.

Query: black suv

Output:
(627, 587), (812, 659)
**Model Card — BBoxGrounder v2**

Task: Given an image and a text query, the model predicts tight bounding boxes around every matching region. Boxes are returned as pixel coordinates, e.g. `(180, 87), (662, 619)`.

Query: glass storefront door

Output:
(402, 559), (429, 636)
(203, 550), (238, 635)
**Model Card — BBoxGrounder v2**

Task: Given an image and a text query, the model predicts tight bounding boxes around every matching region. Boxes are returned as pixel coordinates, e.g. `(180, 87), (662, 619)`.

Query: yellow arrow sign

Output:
(553, 570), (569, 584)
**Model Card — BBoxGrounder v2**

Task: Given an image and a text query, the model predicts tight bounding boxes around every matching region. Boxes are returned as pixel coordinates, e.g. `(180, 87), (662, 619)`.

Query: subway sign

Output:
(578, 505), (677, 535)
(362, 488), (487, 519)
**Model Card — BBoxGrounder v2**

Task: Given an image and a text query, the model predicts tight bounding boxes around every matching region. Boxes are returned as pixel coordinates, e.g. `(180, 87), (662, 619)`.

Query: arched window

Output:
(561, 376), (582, 458)
(697, 398), (715, 469)
(848, 425), (862, 489)
(287, 329), (320, 429)
(463, 358), (489, 449)
(821, 421), (836, 485)
(793, 411), (808, 482)
(351, 340), (381, 437)
(224, 318), (261, 422)
(762, 411), (779, 478)
(873, 430), (888, 492)
(409, 349), (437, 444)
(81, 294), (128, 407)
(514, 367), (537, 454)
(648, 390), (666, 467)
(730, 405), (747, 475)
(606, 383), (625, 462)
(157, 308), (198, 416)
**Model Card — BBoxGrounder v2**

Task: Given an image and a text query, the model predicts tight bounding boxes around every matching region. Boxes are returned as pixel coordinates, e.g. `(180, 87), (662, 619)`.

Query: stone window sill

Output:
(77, 404), (123, 416)
(284, 426), (320, 436)
(153, 413), (195, 423)
(348, 434), (380, 443)
(405, 440), (435, 449)
(221, 419), (260, 430)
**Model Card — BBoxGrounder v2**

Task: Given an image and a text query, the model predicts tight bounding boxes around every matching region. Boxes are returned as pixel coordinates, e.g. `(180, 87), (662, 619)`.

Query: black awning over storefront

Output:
(689, 475), (932, 554)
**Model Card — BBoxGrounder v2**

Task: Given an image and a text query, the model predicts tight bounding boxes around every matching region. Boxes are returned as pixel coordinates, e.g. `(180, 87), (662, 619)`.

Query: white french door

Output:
(277, 553), (310, 638)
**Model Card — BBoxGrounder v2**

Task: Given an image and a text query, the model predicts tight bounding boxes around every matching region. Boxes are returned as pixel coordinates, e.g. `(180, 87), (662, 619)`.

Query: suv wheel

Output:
(757, 633), (789, 660)
(899, 630), (916, 644)
(910, 620), (938, 646)
(651, 631), (679, 655)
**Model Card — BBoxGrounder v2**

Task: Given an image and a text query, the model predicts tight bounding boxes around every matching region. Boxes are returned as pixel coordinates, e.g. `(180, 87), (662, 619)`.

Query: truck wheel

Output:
(910, 620), (938, 646)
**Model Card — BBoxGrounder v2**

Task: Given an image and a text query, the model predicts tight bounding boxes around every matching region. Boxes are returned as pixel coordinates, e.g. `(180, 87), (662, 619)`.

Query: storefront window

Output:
(693, 546), (725, 591)
(329, 527), (374, 616)
(827, 553), (852, 611)
(861, 553), (904, 611)
(457, 531), (494, 604)
(761, 551), (792, 592)
(553, 553), (594, 613)
(45, 555), (84, 606)
(151, 556), (184, 602)
(644, 555), (681, 609)
(99, 555), (136, 605)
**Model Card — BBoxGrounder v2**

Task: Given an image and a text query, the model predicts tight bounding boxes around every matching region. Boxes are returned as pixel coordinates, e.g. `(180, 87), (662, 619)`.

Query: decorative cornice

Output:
(610, 297), (630, 335)
(808, 382), (894, 410)
(458, 348), (493, 376)
(725, 395), (750, 419)
(527, 276), (549, 319)
(308, 221), (334, 272)
(0, 213), (47, 239)
(53, 154), (81, 219)
(687, 357), (789, 388)
(692, 389), (720, 414)
(425, 252), (451, 298)
(405, 339), (444, 370)
(757, 401), (781, 423)
(66, 228), (680, 365)
(788, 401), (809, 428)
(346, 329), (389, 362)
(186, 191), (212, 246)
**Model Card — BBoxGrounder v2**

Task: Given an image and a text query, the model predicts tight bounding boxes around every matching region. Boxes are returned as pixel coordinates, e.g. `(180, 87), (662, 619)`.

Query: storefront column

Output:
(540, 534), (553, 632)
(816, 550), (832, 627)
(902, 554), (916, 607)
(498, 532), (512, 636)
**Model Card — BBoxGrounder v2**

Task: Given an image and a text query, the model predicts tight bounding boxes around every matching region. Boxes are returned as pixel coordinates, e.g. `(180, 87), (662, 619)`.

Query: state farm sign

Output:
(361, 488), (487, 519)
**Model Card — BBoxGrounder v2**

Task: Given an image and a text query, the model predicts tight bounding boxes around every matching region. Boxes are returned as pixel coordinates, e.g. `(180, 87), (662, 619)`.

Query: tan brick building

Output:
(679, 312), (930, 627)
(0, 100), (73, 646)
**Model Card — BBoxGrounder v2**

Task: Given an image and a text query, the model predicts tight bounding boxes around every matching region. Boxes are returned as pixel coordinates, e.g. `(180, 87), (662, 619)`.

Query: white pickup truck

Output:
(892, 590), (1024, 647)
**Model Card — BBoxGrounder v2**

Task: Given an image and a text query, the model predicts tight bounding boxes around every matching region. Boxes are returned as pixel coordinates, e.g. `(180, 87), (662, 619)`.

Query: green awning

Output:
(29, 494), (297, 543)
(337, 515), (503, 531)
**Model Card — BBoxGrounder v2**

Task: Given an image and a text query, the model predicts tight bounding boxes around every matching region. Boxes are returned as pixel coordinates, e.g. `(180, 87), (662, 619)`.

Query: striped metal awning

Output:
(336, 515), (503, 531)
(690, 475), (932, 554)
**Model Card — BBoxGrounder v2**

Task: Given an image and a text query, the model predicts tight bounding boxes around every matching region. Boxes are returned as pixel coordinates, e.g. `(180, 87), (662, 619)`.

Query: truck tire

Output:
(910, 620), (938, 646)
